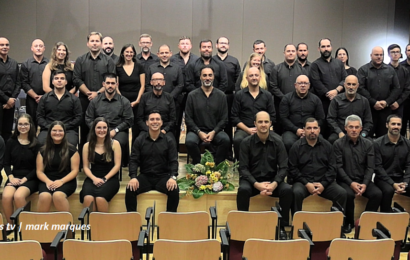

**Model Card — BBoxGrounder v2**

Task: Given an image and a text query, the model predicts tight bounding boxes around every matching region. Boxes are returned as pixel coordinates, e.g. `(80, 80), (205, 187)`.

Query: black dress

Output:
(50, 64), (74, 91)
(4, 138), (40, 193)
(346, 67), (358, 76)
(38, 144), (77, 196)
(80, 152), (119, 203)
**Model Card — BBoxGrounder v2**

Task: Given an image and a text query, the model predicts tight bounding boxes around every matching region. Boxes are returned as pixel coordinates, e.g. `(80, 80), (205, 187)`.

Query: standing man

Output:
(125, 111), (179, 212)
(297, 43), (311, 75)
(327, 75), (373, 144)
(73, 32), (116, 154)
(0, 37), (20, 141)
(280, 75), (325, 152)
(400, 43), (410, 136)
(357, 46), (401, 137)
(20, 39), (48, 128)
(185, 66), (229, 165)
(102, 36), (119, 64)
(374, 115), (410, 212)
(400, 44), (410, 70)
(334, 115), (382, 233)
(237, 111), (292, 239)
(310, 38), (347, 137)
(214, 36), (241, 160)
(244, 40), (275, 80)
(137, 34), (159, 73)
(185, 39), (228, 93)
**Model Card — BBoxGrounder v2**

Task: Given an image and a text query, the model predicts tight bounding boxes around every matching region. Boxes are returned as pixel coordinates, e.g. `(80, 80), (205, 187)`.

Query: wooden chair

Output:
(0, 213), (6, 241)
(157, 211), (210, 240)
(242, 239), (310, 260)
(291, 211), (344, 260)
(354, 212), (409, 260)
(0, 240), (44, 260)
(63, 239), (133, 260)
(153, 239), (221, 260)
(220, 210), (279, 260)
(327, 238), (395, 260)
(89, 212), (146, 260)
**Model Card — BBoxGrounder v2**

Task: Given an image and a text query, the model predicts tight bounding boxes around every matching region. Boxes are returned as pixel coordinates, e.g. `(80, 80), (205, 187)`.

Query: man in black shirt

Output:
(214, 36), (241, 160)
(231, 67), (276, 160)
(185, 39), (228, 93)
(374, 115), (410, 212)
(125, 110), (179, 212)
(37, 70), (82, 146)
(73, 32), (116, 154)
(85, 73), (133, 165)
(280, 75), (325, 152)
(400, 44), (410, 135)
(310, 38), (347, 137)
(20, 39), (48, 129)
(297, 43), (311, 76)
(334, 115), (382, 233)
(102, 36), (119, 64)
(327, 75), (373, 144)
(0, 37), (20, 141)
(185, 66), (229, 164)
(244, 40), (275, 80)
(357, 46), (401, 138)
(136, 72), (176, 140)
(237, 111), (292, 238)
(400, 44), (410, 70)
(289, 118), (346, 215)
(137, 34), (159, 73)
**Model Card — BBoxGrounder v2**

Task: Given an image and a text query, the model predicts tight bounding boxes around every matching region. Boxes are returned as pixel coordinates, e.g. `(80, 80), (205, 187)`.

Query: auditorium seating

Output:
(242, 238), (311, 260)
(62, 239), (133, 260)
(327, 238), (395, 260)
(0, 240), (44, 260)
(153, 239), (221, 260)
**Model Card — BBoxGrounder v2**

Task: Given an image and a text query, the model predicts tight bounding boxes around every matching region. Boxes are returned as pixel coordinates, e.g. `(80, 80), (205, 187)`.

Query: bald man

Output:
(279, 75), (325, 152)
(21, 39), (48, 128)
(357, 46), (401, 137)
(0, 37), (20, 141)
(102, 36), (119, 64)
(328, 75), (373, 143)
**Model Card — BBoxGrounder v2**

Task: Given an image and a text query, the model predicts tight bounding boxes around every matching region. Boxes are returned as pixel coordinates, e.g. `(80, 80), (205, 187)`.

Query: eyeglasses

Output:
(18, 123), (30, 127)
(151, 79), (164, 82)
(296, 82), (310, 85)
(390, 51), (401, 54)
(140, 42), (151, 45)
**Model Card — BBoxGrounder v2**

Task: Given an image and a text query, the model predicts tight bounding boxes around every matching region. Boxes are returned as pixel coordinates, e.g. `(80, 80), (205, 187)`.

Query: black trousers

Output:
(125, 174), (179, 212)
(282, 131), (299, 153)
(79, 95), (90, 156)
(375, 178), (410, 212)
(236, 179), (292, 226)
(233, 129), (249, 160)
(338, 181), (382, 225)
(0, 105), (15, 142)
(292, 182), (347, 214)
(370, 107), (391, 138)
(185, 131), (230, 165)
(26, 96), (39, 129)
(224, 93), (234, 157)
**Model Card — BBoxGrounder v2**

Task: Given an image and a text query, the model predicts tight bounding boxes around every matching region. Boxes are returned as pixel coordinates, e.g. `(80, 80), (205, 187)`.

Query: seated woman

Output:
(2, 114), (40, 225)
(235, 52), (268, 91)
(42, 42), (75, 94)
(80, 117), (121, 212)
(36, 121), (79, 212)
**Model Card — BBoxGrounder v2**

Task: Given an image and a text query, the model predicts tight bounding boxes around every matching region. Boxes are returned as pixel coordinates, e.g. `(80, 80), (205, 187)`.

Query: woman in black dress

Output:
(116, 44), (145, 145)
(2, 114), (40, 224)
(36, 121), (80, 212)
(42, 42), (75, 93)
(335, 47), (357, 76)
(80, 117), (121, 212)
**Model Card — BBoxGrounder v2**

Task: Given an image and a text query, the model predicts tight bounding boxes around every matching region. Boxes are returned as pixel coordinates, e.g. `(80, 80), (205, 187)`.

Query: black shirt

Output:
(137, 52), (159, 73)
(327, 93), (373, 135)
(0, 56), (20, 103)
(37, 90), (82, 131)
(270, 61), (307, 99)
(235, 71), (269, 92)
(110, 53), (119, 65)
(129, 131), (178, 179)
(400, 60), (410, 70)
(136, 91), (176, 132)
(50, 65), (74, 92)
(310, 57), (347, 98)
(239, 132), (287, 185)
(20, 56), (48, 95)
(299, 60), (312, 76)
(170, 52), (199, 90)
(41, 144), (77, 181)
(280, 91), (325, 133)
(357, 62), (401, 106)
(231, 87), (276, 127)
(145, 62), (184, 98)
(374, 134), (410, 185)
(116, 62), (145, 93)
(85, 92), (133, 131)
(346, 67), (357, 76)
(243, 57), (275, 79)
(73, 52), (115, 95)
(185, 87), (227, 134)
(185, 57), (228, 93)
(213, 54), (241, 94)
(334, 136), (374, 186)
(288, 137), (335, 188)
(4, 138), (40, 180)
(389, 63), (410, 104)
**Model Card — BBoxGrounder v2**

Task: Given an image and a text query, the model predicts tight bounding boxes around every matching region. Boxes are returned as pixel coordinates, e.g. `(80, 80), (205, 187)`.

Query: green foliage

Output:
(200, 150), (214, 165)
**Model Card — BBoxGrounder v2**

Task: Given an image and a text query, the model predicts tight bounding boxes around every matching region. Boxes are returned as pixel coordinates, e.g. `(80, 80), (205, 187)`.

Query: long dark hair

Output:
(117, 44), (137, 67)
(335, 47), (350, 66)
(49, 42), (72, 71)
(11, 114), (38, 148)
(88, 117), (113, 163)
(42, 121), (71, 173)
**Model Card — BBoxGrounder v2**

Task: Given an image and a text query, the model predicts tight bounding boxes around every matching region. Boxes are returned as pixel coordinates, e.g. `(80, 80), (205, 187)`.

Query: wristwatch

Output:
(97, 91), (101, 95)
(171, 176), (177, 180)
(361, 132), (367, 138)
(115, 128), (119, 133)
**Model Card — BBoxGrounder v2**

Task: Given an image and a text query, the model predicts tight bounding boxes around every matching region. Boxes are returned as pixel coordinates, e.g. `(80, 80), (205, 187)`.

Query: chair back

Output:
(243, 239), (310, 260)
(90, 212), (142, 241)
(356, 212), (409, 240)
(327, 238), (395, 260)
(0, 240), (43, 260)
(63, 239), (132, 260)
(158, 211), (210, 240)
(227, 211), (278, 241)
(153, 239), (220, 260)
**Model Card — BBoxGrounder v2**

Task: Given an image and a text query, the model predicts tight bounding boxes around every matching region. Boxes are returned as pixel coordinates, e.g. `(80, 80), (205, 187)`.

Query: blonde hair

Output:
(240, 53), (267, 89)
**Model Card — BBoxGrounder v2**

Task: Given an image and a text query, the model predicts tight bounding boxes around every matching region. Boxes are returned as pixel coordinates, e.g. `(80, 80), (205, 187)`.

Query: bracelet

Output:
(336, 88), (340, 93)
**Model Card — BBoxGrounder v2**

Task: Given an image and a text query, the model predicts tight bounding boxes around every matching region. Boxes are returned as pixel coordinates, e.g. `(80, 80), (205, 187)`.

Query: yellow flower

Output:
(205, 162), (210, 166)
(186, 174), (191, 180)
(209, 179), (214, 184)
(207, 185), (212, 190)
(206, 171), (211, 175)
(199, 185), (206, 190)
(225, 184), (230, 189)
(209, 162), (215, 168)
(214, 172), (221, 178)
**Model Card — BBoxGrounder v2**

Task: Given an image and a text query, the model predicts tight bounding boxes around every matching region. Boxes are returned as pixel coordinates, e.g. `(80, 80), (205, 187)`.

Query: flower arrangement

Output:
(177, 150), (237, 199)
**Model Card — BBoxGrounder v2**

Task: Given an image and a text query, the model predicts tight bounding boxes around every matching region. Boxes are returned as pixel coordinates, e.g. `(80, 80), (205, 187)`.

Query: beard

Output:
(103, 47), (113, 55)
(298, 56), (307, 62)
(320, 50), (331, 59)
(141, 46), (150, 54)
(217, 48), (228, 54)
(201, 80), (213, 88)
(154, 85), (163, 92)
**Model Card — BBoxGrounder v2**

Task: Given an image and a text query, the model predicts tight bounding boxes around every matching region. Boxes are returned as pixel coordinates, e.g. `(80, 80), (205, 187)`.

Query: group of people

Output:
(0, 32), (410, 238)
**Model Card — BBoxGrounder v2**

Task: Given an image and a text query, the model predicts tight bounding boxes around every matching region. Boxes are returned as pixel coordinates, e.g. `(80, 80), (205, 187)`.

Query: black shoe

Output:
(342, 223), (352, 234)
(279, 228), (288, 240)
